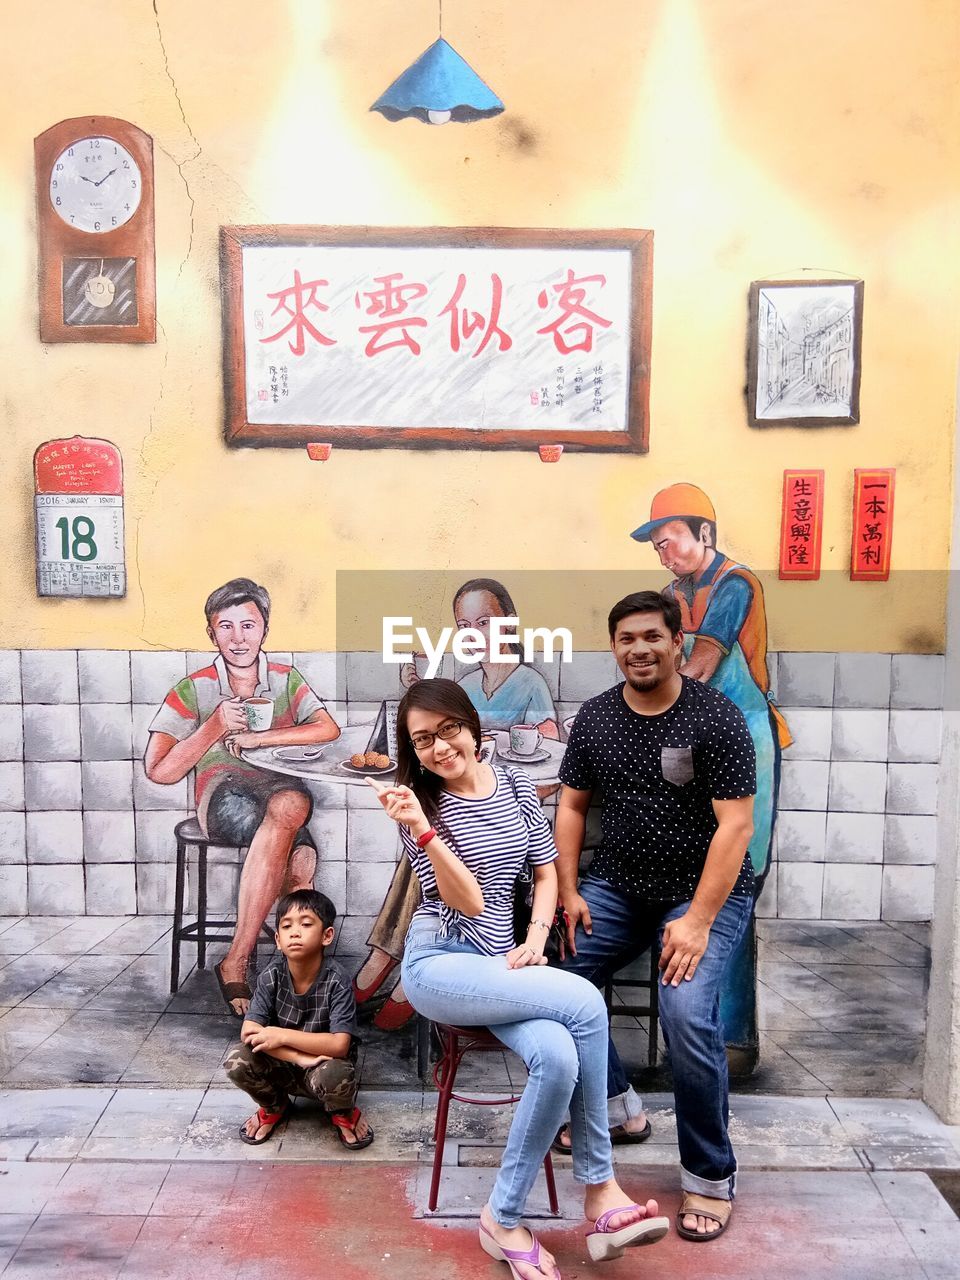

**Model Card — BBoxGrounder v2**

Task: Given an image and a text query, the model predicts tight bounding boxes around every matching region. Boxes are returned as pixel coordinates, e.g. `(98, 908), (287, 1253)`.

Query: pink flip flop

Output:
(479, 1221), (557, 1279)
(586, 1205), (670, 1261)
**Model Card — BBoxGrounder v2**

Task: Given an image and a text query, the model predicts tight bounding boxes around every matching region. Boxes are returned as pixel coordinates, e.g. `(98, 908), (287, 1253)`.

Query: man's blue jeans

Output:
(561, 877), (752, 1200)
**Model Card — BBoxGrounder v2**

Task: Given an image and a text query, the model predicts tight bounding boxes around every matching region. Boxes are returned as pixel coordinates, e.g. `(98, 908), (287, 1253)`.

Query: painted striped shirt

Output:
(399, 766), (557, 956)
(148, 653), (324, 806)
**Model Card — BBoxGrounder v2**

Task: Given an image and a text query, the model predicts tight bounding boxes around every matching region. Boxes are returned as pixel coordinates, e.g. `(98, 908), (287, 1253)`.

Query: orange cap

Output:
(630, 483), (716, 542)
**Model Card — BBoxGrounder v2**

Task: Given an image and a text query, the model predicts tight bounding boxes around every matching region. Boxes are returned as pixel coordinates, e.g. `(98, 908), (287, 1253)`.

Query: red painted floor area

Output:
(2, 1161), (945, 1279)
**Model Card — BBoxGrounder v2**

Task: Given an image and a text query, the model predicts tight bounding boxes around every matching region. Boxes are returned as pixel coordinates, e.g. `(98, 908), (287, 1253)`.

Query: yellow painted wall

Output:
(1, 0), (958, 652)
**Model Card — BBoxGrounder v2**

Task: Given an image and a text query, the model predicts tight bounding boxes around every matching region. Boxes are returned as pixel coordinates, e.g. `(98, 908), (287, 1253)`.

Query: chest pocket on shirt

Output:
(661, 745), (695, 787)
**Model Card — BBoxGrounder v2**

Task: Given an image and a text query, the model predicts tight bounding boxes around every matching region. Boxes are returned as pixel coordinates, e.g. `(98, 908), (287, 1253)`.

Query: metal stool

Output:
(604, 947), (661, 1068)
(169, 816), (273, 993)
(428, 1022), (560, 1215)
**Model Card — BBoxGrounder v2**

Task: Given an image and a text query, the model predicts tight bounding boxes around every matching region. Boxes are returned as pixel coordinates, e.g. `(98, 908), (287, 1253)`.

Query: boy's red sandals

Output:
(331, 1107), (375, 1150)
(238, 1105), (288, 1145)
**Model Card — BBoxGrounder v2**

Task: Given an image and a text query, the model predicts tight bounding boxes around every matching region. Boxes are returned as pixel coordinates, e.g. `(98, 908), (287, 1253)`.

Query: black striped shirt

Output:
(400, 766), (557, 956)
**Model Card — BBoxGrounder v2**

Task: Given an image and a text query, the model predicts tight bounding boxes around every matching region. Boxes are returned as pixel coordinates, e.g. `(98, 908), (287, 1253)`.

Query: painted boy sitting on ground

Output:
(224, 889), (373, 1149)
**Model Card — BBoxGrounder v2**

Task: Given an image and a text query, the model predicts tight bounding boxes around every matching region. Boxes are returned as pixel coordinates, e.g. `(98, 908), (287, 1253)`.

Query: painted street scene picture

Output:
(755, 282), (860, 422)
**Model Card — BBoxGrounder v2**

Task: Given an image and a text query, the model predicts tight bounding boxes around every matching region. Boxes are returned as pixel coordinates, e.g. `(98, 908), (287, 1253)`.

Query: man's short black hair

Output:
(679, 516), (717, 547)
(204, 578), (271, 629)
(607, 590), (682, 639)
(275, 889), (337, 931)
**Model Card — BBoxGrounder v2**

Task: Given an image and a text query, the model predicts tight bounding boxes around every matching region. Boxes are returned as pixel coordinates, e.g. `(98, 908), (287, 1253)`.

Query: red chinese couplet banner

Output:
(779, 470), (824, 580)
(850, 468), (895, 582)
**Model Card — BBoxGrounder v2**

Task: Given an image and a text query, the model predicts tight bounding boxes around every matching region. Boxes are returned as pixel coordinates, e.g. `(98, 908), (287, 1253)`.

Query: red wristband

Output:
(416, 827), (437, 849)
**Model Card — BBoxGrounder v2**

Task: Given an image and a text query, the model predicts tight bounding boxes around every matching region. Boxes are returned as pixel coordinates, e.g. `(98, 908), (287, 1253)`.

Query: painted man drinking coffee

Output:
(144, 577), (340, 1017)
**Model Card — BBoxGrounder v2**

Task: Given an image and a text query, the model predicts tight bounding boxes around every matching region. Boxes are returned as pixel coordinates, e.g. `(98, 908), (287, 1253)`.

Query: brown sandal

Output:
(675, 1193), (732, 1242)
(214, 961), (251, 1018)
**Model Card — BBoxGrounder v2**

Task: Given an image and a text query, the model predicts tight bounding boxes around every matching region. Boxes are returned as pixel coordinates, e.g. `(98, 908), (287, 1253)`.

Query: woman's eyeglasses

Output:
(409, 721), (464, 750)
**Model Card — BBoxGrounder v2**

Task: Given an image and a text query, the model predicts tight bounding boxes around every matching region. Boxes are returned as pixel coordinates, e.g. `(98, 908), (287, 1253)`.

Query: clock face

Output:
(49, 136), (142, 233)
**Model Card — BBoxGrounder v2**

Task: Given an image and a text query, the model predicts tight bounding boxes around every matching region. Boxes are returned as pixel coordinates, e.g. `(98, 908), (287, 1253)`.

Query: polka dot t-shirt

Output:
(559, 676), (757, 901)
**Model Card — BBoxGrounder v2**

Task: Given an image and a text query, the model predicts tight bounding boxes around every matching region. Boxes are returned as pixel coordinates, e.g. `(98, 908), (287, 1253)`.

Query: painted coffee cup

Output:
(479, 733), (498, 765)
(244, 698), (274, 731)
(509, 724), (543, 756)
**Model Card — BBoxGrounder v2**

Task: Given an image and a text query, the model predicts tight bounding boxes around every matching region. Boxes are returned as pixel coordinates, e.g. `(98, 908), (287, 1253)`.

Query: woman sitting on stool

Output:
(368, 679), (667, 1279)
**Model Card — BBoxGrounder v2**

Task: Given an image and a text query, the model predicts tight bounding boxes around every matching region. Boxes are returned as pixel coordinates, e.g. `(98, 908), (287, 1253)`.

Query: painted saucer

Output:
(498, 746), (552, 765)
(273, 746), (325, 762)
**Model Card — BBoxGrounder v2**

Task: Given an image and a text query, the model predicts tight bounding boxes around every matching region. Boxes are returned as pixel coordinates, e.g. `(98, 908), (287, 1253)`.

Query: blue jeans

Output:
(402, 925), (614, 1228)
(561, 878), (752, 1200)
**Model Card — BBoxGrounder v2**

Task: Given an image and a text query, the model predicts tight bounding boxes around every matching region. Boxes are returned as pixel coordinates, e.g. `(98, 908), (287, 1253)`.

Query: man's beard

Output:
(625, 667), (662, 692)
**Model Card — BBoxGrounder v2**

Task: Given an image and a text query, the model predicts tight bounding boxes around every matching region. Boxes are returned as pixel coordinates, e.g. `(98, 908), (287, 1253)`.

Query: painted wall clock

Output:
(35, 116), (156, 342)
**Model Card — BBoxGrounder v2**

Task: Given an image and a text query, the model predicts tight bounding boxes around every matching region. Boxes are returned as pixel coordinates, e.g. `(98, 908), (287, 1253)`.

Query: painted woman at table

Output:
(354, 577), (559, 1029)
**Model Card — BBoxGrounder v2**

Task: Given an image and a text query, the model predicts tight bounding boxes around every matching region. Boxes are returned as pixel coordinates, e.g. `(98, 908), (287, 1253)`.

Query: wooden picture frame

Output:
(747, 279), (863, 428)
(220, 226), (653, 451)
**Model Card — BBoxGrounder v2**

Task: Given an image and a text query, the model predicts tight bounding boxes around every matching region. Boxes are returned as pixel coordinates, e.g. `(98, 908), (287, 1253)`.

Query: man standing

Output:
(557, 590), (755, 1241)
(145, 578), (340, 1016)
(630, 483), (790, 1065)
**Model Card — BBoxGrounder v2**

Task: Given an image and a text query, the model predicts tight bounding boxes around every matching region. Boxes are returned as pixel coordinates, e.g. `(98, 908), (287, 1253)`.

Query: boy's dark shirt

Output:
(247, 953), (358, 1038)
(559, 675), (757, 902)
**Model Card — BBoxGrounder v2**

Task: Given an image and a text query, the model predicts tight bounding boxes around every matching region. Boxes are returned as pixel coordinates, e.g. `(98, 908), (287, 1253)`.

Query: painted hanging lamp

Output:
(370, 3), (504, 124)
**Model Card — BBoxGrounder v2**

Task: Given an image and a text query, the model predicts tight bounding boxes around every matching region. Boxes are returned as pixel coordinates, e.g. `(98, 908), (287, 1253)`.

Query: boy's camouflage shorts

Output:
(225, 1041), (357, 1114)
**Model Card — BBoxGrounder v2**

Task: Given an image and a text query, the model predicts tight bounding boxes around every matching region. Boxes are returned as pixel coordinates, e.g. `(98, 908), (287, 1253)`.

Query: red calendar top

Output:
(33, 436), (123, 495)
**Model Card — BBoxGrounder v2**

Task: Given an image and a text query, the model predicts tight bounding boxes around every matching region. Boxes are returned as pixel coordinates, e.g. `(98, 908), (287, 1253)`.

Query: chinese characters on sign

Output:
(222, 229), (653, 449)
(33, 436), (126, 598)
(260, 270), (335, 356)
(779, 470), (824, 580)
(850, 468), (895, 581)
(257, 267), (613, 363)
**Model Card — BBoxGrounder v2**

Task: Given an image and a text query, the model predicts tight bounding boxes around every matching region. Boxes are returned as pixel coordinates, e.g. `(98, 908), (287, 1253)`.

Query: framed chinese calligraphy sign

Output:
(747, 279), (863, 428)
(220, 226), (652, 450)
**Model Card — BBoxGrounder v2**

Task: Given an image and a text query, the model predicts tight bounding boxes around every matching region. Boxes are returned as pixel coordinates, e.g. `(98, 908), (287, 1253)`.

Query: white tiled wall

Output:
(773, 650), (940, 922)
(0, 648), (943, 923)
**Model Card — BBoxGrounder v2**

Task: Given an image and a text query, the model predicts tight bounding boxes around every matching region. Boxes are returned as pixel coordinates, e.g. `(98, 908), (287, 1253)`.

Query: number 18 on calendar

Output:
(33, 436), (126, 598)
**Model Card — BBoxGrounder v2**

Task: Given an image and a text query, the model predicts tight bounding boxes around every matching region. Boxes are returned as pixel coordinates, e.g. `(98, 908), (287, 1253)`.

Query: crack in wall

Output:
(152, 0), (200, 282)
(134, 318), (171, 648)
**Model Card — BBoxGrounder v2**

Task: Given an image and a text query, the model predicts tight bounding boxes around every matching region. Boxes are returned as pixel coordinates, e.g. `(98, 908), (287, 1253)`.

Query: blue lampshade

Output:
(371, 37), (504, 124)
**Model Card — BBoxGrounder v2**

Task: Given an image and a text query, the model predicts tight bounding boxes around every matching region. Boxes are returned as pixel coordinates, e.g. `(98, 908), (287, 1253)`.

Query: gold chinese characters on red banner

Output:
(850, 468), (895, 581)
(779, 470), (824, 580)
